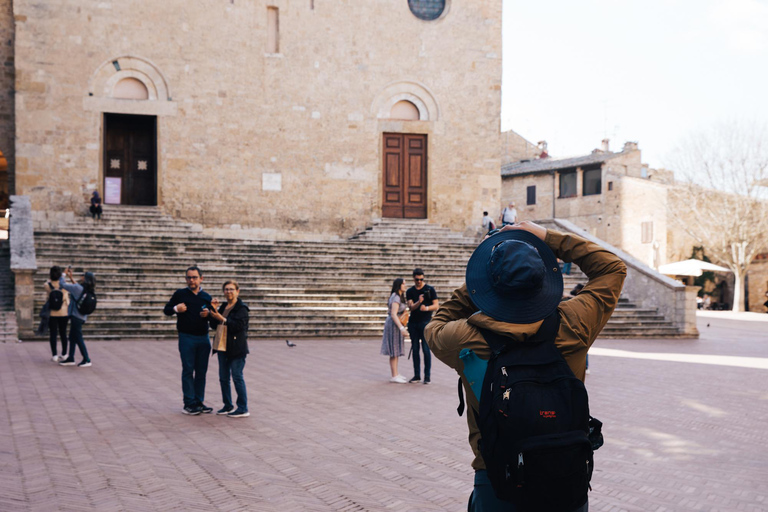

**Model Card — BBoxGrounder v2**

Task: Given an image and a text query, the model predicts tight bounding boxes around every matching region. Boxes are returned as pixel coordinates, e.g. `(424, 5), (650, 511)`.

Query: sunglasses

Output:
(414, 277), (424, 282)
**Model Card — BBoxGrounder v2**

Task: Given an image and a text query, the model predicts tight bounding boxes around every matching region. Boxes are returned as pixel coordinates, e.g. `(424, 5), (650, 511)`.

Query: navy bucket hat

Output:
(465, 230), (563, 324)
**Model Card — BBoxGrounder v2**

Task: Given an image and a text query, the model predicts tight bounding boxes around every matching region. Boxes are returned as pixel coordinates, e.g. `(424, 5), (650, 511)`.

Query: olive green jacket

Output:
(425, 229), (627, 470)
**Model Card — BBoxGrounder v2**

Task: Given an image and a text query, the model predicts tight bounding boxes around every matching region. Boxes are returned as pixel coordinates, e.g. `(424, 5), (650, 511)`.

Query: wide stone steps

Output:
(23, 205), (683, 340)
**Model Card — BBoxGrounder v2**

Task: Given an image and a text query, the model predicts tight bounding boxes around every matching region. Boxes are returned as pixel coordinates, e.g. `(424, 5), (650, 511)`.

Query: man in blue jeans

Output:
(405, 268), (439, 384)
(164, 266), (213, 415)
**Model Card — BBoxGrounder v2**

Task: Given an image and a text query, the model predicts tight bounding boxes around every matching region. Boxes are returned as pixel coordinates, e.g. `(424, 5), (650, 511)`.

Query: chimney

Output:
(623, 141), (638, 152)
(537, 140), (549, 159)
(601, 139), (610, 152)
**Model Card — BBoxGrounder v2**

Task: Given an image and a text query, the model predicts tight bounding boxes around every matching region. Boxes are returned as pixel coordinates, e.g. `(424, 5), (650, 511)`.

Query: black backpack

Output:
(475, 312), (593, 512)
(76, 289), (97, 315)
(48, 283), (64, 312)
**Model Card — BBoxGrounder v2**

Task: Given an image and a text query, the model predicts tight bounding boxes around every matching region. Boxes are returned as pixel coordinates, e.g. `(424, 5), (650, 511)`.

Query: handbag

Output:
(398, 308), (409, 327)
(212, 324), (227, 352)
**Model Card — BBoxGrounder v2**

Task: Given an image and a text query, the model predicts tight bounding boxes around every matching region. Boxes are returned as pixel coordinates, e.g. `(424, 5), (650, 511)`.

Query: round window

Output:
(408, 0), (446, 21)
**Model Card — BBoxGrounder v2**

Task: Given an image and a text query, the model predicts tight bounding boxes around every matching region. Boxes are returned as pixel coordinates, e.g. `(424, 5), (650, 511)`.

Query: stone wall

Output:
(12, 0), (502, 239)
(0, 0), (13, 202)
(501, 130), (539, 165)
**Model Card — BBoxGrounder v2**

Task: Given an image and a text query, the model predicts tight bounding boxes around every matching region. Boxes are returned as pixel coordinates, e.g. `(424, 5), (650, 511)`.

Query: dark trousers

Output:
(178, 333), (210, 407)
(48, 316), (69, 356)
(66, 317), (89, 362)
(218, 353), (247, 411)
(408, 321), (431, 380)
(469, 470), (588, 512)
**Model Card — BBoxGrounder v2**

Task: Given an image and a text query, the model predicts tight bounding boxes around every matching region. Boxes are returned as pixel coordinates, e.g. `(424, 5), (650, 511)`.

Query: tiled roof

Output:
(501, 152), (621, 177)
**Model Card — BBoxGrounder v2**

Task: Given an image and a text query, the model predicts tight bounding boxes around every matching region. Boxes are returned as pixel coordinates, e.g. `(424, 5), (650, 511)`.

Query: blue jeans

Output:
(469, 470), (588, 512)
(218, 353), (247, 412)
(562, 262), (572, 275)
(178, 333), (211, 407)
(408, 321), (431, 381)
(67, 317), (89, 361)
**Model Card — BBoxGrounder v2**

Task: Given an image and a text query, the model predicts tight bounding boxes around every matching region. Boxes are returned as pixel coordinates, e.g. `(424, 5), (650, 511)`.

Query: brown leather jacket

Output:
(425, 229), (627, 470)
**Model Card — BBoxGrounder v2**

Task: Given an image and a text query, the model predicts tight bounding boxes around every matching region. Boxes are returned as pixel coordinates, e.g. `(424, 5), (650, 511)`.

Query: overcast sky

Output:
(501, 0), (768, 169)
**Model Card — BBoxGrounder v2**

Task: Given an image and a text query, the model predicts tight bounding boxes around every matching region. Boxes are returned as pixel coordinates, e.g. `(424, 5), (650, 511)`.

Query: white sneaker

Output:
(51, 355), (60, 362)
(389, 375), (407, 384)
(585, 368), (590, 375)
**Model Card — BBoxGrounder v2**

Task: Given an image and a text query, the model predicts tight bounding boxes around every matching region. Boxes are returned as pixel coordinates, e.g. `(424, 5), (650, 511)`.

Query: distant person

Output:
(406, 268), (439, 384)
(89, 190), (102, 220)
(481, 211), (495, 232)
(58, 267), (95, 368)
(381, 278), (408, 383)
(164, 266), (213, 415)
(499, 202), (518, 227)
(208, 280), (251, 418)
(44, 265), (70, 362)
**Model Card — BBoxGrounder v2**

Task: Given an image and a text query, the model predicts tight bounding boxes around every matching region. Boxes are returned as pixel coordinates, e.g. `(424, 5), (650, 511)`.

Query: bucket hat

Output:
(465, 230), (563, 324)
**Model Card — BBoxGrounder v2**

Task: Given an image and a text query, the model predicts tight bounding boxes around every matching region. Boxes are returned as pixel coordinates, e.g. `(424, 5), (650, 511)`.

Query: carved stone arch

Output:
(88, 56), (171, 101)
(371, 81), (440, 122)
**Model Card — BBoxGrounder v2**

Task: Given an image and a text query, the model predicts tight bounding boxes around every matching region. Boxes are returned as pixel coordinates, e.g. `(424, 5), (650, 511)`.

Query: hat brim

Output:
(465, 230), (563, 324)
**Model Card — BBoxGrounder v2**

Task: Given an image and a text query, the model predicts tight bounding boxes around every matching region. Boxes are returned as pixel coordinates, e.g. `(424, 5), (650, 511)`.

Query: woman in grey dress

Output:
(381, 278), (408, 383)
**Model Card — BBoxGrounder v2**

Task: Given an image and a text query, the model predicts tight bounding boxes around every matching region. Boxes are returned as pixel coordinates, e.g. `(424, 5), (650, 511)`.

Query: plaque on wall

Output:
(105, 177), (122, 204)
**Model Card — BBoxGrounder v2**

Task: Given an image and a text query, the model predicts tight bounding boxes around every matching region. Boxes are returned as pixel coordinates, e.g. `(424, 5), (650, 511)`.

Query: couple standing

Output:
(381, 268), (438, 384)
(163, 266), (250, 417)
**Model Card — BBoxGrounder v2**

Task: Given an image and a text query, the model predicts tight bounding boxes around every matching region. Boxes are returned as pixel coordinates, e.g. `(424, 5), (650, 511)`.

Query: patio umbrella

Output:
(657, 259), (731, 277)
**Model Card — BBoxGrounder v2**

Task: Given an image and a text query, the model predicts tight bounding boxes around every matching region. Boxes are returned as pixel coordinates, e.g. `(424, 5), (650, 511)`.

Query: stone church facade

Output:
(1, 0), (502, 239)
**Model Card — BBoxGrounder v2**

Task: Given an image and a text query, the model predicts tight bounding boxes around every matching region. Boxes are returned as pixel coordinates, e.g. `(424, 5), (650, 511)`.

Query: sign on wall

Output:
(262, 173), (282, 192)
(105, 177), (122, 204)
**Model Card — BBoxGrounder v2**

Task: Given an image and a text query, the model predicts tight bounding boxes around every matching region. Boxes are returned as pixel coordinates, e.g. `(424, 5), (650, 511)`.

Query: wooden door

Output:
(381, 133), (427, 218)
(104, 114), (157, 205)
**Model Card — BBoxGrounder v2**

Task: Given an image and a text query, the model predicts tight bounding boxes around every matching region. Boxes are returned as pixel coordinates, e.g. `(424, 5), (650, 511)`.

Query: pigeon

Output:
(285, 339), (297, 348)
(707, 323), (710, 328)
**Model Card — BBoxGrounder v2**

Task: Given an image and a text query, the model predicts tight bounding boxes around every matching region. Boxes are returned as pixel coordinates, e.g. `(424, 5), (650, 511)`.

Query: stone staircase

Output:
(0, 240), (18, 343)
(24, 206), (683, 340)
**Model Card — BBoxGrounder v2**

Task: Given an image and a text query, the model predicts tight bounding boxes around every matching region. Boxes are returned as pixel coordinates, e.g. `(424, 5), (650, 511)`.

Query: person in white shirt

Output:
(499, 202), (518, 226)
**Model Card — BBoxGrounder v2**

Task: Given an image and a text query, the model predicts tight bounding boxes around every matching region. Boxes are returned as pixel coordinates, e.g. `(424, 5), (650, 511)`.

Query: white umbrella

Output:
(658, 259), (731, 277)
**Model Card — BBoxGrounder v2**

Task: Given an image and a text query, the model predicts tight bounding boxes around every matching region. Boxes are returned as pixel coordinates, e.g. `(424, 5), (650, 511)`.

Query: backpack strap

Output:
(479, 310), (561, 356)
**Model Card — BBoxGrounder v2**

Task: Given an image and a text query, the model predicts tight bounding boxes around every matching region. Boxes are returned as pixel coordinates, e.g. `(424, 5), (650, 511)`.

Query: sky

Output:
(501, 0), (768, 169)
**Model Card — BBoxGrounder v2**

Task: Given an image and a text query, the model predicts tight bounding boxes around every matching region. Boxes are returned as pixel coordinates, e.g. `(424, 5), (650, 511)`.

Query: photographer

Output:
(58, 267), (95, 368)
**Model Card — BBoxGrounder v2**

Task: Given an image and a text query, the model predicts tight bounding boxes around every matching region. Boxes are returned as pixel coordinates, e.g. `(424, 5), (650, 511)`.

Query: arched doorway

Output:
(381, 133), (427, 219)
(103, 114), (157, 205)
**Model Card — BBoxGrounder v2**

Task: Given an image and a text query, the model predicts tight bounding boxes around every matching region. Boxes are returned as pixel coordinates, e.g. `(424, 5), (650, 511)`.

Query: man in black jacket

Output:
(163, 266), (213, 415)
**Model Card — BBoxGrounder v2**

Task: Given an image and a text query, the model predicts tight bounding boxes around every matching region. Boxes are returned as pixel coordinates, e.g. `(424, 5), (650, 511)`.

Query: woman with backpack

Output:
(44, 265), (70, 361)
(58, 267), (96, 368)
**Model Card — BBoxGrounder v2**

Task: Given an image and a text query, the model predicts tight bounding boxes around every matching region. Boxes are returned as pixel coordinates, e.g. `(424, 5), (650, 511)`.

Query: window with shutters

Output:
(526, 185), (536, 205)
(559, 171), (577, 198)
(583, 168), (602, 196)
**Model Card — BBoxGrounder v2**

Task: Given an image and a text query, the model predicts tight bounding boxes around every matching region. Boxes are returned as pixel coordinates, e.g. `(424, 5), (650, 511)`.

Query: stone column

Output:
(13, 269), (35, 337)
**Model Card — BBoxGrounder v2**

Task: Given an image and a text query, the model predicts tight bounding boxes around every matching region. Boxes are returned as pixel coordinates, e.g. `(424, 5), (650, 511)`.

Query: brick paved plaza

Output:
(2, 314), (767, 512)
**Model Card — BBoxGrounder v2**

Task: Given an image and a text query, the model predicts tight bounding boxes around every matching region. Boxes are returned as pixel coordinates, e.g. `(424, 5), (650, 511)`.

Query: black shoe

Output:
(227, 409), (250, 418)
(58, 358), (76, 366)
(77, 360), (92, 368)
(199, 403), (213, 414)
(423, 379), (431, 385)
(182, 404), (202, 415)
(408, 376), (421, 383)
(216, 406), (234, 415)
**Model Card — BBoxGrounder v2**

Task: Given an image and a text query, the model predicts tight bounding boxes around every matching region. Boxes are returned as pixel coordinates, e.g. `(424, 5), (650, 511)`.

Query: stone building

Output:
(501, 140), (671, 269)
(0, 0), (502, 239)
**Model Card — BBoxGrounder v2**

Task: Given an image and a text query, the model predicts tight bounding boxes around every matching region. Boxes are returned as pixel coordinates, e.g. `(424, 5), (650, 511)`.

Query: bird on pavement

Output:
(286, 339), (297, 347)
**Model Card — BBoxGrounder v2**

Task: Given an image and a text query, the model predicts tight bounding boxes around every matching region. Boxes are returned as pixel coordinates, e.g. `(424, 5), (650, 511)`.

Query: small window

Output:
(408, 0), (446, 21)
(583, 168), (602, 196)
(267, 7), (280, 53)
(641, 221), (653, 244)
(608, 181), (613, 191)
(559, 172), (577, 198)
(526, 185), (536, 205)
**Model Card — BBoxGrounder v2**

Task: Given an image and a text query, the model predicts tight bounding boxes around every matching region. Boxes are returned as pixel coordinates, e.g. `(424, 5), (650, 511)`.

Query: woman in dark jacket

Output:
(209, 280), (250, 418)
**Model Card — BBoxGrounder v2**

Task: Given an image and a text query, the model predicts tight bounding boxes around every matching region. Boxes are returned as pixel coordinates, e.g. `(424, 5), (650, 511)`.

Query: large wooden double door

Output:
(104, 114), (157, 205)
(381, 133), (427, 219)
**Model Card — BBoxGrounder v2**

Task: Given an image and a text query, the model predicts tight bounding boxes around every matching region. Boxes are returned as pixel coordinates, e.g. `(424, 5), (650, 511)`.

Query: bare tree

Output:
(667, 121), (768, 312)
